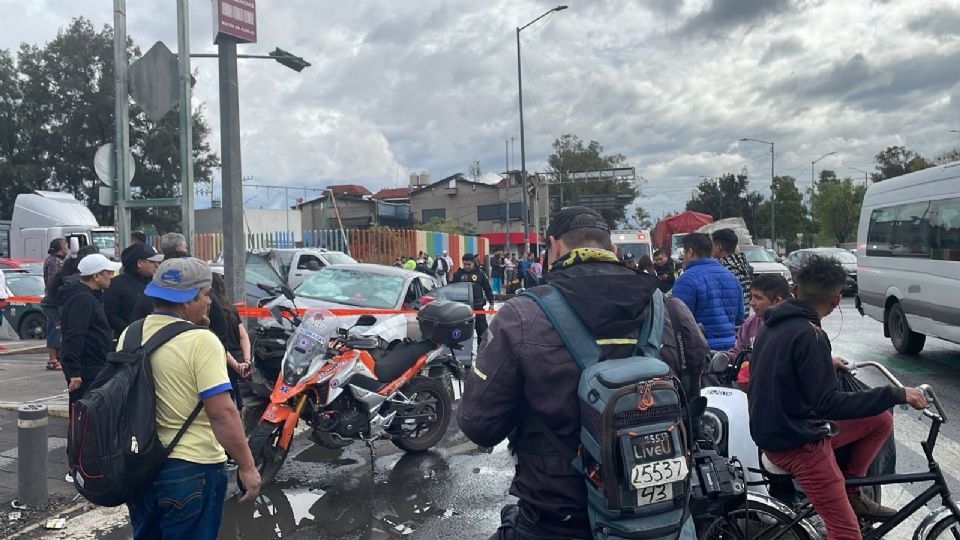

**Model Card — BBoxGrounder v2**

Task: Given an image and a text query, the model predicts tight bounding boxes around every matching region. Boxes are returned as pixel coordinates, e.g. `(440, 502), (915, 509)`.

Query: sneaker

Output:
(46, 361), (63, 371)
(65, 473), (74, 483)
(848, 492), (896, 520)
(0, 343), (7, 352)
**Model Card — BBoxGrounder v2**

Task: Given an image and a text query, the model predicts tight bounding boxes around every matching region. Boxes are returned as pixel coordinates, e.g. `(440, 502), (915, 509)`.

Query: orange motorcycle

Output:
(248, 301), (473, 485)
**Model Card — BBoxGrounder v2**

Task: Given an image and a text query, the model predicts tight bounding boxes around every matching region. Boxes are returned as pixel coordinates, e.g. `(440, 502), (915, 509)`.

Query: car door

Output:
(403, 278), (429, 339)
(289, 253), (323, 289)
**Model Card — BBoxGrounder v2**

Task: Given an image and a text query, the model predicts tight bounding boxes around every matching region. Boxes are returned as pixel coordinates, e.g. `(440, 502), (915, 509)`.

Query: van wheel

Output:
(887, 302), (925, 355)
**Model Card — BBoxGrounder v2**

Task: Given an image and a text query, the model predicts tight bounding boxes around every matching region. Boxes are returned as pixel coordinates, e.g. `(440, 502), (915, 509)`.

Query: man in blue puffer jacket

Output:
(671, 233), (744, 350)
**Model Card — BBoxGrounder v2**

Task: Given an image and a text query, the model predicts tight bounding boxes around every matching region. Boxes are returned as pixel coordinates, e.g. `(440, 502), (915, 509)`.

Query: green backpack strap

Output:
(520, 285), (602, 371)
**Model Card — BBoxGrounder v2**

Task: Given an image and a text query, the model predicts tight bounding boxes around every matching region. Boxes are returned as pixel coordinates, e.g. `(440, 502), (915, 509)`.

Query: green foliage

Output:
(934, 147), (960, 165)
(751, 176), (811, 251)
(0, 17), (218, 232)
(871, 146), (932, 182)
(415, 216), (477, 236)
(812, 177), (867, 245)
(546, 134), (640, 227)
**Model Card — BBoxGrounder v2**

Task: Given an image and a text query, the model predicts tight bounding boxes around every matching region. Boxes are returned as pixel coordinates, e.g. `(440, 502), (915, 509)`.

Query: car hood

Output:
(749, 261), (790, 273)
(843, 263), (857, 273)
(259, 294), (407, 341)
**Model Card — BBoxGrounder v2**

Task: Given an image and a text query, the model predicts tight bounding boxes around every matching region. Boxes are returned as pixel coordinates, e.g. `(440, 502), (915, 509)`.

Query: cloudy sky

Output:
(3, 0), (960, 216)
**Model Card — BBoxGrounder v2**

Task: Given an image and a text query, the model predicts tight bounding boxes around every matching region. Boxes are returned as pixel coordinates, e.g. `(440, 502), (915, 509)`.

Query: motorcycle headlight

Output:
(701, 409), (727, 455)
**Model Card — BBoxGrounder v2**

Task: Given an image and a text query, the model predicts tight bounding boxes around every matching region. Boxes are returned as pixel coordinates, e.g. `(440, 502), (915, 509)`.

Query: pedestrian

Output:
(671, 233), (744, 351)
(393, 257), (403, 268)
(749, 255), (927, 539)
(451, 253), (495, 348)
(529, 256), (543, 285)
(159, 232), (188, 259)
(490, 251), (505, 294)
(130, 230), (147, 244)
(622, 251), (637, 270)
(210, 273), (253, 410)
(722, 273), (791, 391)
(403, 257), (417, 271)
(458, 206), (701, 539)
(432, 252), (450, 285)
(103, 243), (164, 338)
(41, 238), (69, 368)
(0, 266), (11, 353)
(638, 254), (655, 276)
(503, 253), (517, 290)
(125, 257), (261, 538)
(653, 248), (679, 294)
(58, 253), (121, 410)
(712, 228), (753, 314)
(442, 250), (453, 275)
(517, 251), (533, 281)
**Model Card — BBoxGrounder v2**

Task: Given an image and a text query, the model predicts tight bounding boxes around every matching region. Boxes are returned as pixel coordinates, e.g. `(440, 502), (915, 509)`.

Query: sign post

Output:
(177, 0), (195, 252)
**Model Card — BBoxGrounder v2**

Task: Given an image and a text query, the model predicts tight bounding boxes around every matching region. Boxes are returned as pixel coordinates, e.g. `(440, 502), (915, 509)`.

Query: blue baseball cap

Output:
(144, 257), (212, 303)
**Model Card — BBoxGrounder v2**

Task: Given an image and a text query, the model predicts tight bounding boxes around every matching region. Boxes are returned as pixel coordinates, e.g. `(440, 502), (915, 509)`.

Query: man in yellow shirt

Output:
(123, 257), (260, 540)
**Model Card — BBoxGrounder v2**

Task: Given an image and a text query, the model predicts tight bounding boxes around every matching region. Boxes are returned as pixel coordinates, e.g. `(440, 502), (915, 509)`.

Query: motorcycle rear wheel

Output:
(391, 377), (452, 453)
(248, 420), (290, 485)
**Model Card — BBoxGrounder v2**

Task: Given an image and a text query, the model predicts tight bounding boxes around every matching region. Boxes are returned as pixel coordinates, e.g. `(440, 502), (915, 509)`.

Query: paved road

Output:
(7, 298), (960, 539)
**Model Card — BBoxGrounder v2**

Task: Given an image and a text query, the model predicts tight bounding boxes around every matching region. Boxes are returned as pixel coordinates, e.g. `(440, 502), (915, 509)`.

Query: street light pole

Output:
(740, 138), (775, 250)
(810, 151), (837, 192)
(849, 167), (870, 186)
(517, 5), (567, 254)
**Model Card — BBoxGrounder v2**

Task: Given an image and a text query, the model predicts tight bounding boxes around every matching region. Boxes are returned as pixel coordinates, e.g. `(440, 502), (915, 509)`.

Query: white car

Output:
(739, 245), (792, 283)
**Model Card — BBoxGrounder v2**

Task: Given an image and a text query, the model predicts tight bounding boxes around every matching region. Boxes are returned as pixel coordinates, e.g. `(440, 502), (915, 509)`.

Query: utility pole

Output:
(504, 139), (511, 254)
(177, 0), (194, 251)
(219, 35), (245, 304)
(516, 27), (529, 255)
(113, 0), (131, 250)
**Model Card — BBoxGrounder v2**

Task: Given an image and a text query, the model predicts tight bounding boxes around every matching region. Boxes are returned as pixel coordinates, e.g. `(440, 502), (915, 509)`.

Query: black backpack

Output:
(68, 319), (205, 506)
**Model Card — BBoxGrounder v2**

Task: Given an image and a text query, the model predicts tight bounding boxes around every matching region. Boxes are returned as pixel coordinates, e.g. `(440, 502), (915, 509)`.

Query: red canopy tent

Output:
(654, 211), (713, 249)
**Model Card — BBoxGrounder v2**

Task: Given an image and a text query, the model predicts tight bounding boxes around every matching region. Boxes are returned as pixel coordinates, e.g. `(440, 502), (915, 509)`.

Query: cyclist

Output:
(748, 255), (928, 539)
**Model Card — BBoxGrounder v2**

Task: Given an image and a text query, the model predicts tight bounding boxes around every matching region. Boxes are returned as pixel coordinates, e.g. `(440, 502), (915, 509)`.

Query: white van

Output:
(856, 163), (960, 354)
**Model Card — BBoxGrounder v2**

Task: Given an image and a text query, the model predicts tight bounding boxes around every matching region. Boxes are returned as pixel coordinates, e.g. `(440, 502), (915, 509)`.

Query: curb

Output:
(0, 403), (69, 418)
(0, 344), (47, 356)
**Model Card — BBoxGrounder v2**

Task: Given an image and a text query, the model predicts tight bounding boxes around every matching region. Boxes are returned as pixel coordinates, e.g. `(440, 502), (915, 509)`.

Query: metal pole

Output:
(17, 404), (48, 507)
(284, 186), (290, 246)
(770, 142), (776, 252)
(517, 27), (530, 255)
(113, 0), (131, 252)
(177, 0), (195, 251)
(218, 37), (245, 304)
(328, 189), (351, 256)
(504, 139), (511, 254)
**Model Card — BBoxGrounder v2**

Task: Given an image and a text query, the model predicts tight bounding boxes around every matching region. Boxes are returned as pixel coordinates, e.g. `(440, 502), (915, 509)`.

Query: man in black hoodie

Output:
(458, 207), (703, 539)
(749, 255), (927, 539)
(103, 243), (164, 338)
(58, 254), (121, 405)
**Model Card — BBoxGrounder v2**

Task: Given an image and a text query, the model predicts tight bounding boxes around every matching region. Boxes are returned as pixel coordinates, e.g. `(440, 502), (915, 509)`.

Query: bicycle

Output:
(698, 361), (960, 539)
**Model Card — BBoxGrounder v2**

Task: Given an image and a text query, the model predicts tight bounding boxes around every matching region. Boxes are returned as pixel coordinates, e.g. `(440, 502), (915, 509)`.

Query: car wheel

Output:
(18, 312), (46, 340)
(887, 302), (925, 355)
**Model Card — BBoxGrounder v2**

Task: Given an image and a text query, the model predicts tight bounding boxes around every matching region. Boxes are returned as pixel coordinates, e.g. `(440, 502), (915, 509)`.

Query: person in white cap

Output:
(57, 253), (122, 407)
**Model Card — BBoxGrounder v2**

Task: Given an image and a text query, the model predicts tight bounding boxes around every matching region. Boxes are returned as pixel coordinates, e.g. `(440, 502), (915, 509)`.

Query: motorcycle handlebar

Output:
(851, 361), (947, 423)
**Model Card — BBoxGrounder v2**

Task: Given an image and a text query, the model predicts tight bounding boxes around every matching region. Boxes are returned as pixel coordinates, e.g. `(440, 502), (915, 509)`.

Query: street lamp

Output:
(849, 167), (870, 186)
(740, 138), (776, 249)
(811, 151), (837, 191)
(517, 5), (567, 254)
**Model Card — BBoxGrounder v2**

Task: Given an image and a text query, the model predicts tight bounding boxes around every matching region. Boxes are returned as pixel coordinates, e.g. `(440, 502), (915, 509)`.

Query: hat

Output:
(545, 206), (609, 240)
(139, 245), (164, 262)
(77, 254), (122, 276)
(145, 257), (212, 303)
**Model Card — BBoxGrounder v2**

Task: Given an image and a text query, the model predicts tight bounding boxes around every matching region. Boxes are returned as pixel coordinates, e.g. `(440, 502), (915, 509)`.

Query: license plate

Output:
(637, 483), (673, 506)
(630, 458), (688, 490)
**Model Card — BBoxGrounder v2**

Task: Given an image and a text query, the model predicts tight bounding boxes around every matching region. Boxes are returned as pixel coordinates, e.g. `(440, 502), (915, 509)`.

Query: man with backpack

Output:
(432, 252), (450, 285)
(458, 206), (698, 540)
(123, 257), (260, 537)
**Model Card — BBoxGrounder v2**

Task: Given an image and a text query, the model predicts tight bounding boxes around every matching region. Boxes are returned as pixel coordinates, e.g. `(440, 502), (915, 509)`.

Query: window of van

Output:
(866, 201), (932, 258)
(931, 197), (960, 262)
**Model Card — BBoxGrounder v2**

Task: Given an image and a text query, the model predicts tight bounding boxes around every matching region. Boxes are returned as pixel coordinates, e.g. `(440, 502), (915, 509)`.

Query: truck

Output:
(7, 191), (116, 260)
(210, 247), (357, 290)
(654, 211), (714, 260)
(611, 229), (654, 260)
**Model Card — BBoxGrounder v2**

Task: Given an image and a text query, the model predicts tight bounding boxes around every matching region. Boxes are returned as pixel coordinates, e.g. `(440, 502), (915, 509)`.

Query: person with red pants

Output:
(748, 255), (928, 539)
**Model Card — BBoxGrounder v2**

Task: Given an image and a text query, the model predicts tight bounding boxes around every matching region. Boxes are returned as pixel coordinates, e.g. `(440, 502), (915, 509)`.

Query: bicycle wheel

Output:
(926, 515), (960, 540)
(699, 501), (815, 540)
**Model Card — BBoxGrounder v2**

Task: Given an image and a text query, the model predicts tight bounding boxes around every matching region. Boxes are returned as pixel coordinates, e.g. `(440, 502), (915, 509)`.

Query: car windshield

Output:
(820, 250), (857, 264)
(322, 251), (356, 265)
(742, 247), (776, 263)
(296, 267), (404, 308)
(246, 253), (284, 285)
(90, 232), (116, 250)
(617, 243), (651, 259)
(16, 262), (43, 273)
(6, 274), (45, 297)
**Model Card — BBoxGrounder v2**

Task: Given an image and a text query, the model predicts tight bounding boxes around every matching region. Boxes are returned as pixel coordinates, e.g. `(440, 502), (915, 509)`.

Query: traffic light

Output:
(269, 48), (311, 72)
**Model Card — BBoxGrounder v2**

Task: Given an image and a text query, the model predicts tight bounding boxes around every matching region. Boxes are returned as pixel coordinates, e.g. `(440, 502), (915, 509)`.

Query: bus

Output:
(856, 163), (960, 354)
(611, 229), (653, 260)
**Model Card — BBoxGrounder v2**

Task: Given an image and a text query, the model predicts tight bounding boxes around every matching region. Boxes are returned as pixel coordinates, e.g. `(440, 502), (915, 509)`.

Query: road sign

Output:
(93, 143), (135, 187)
(212, 0), (257, 44)
(129, 41), (181, 122)
(98, 186), (114, 207)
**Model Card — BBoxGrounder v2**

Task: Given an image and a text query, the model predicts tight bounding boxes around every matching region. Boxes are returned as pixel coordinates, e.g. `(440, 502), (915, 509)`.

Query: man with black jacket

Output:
(749, 255), (927, 539)
(458, 207), (702, 539)
(58, 254), (121, 406)
(451, 253), (495, 348)
(103, 243), (163, 338)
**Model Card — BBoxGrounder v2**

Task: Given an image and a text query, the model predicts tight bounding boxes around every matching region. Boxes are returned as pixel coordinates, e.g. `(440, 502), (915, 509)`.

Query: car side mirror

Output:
(257, 281), (277, 294)
(280, 284), (296, 300)
(355, 314), (377, 327)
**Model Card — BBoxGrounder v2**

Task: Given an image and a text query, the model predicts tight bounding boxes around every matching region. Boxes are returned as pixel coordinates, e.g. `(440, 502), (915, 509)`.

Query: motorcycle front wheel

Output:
(698, 501), (815, 540)
(390, 377), (452, 453)
(248, 420), (290, 485)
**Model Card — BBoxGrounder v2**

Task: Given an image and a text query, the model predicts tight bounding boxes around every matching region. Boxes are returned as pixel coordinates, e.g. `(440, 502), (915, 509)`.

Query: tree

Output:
(871, 146), (932, 182)
(933, 147), (960, 165)
(753, 176), (810, 251)
(0, 18), (218, 232)
(685, 173), (752, 220)
(415, 216), (477, 236)
(545, 134), (640, 227)
(812, 177), (866, 245)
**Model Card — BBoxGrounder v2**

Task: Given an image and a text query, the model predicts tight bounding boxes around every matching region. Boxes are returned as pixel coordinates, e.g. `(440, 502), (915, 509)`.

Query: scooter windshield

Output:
(282, 308), (336, 386)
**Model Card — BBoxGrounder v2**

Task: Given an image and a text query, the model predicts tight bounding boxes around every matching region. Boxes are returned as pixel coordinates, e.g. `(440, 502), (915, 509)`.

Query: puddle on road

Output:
(218, 451), (452, 539)
(293, 443), (360, 466)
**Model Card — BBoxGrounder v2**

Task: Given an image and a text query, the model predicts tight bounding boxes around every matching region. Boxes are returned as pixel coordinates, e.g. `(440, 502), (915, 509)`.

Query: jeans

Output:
(43, 306), (61, 348)
(492, 275), (502, 294)
(128, 459), (229, 540)
(764, 412), (894, 540)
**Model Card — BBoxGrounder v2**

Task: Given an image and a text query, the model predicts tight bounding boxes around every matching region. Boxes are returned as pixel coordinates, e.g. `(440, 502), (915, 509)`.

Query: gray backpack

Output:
(521, 285), (693, 540)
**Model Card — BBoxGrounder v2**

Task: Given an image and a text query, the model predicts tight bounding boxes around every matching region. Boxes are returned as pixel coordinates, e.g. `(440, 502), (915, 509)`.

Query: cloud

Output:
(760, 37), (805, 64)
(907, 7), (960, 36)
(677, 0), (803, 38)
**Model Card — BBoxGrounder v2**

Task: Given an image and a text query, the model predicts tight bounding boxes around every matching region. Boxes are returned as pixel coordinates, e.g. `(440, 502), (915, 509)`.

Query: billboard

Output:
(212, 0), (257, 44)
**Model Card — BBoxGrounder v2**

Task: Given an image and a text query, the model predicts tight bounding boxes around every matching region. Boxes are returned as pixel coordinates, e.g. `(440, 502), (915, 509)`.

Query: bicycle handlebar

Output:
(851, 361), (947, 423)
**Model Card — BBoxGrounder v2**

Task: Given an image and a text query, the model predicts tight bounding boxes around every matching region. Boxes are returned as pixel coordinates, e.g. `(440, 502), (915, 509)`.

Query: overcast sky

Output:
(3, 0), (960, 217)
